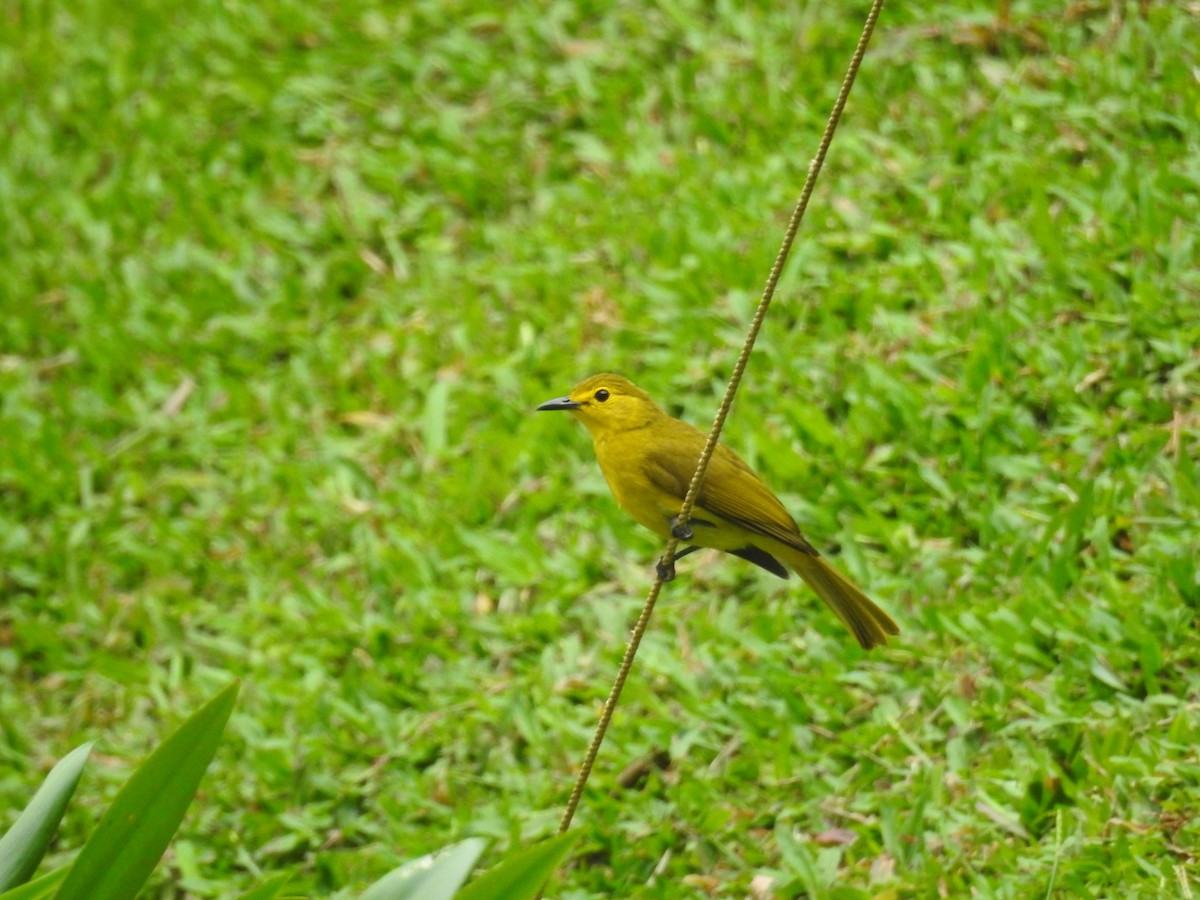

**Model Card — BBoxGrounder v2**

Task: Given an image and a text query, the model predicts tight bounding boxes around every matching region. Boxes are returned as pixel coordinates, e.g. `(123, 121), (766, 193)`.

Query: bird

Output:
(537, 373), (898, 649)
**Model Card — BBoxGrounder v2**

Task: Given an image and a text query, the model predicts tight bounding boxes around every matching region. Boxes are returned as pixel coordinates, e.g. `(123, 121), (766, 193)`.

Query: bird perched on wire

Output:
(537, 373), (898, 649)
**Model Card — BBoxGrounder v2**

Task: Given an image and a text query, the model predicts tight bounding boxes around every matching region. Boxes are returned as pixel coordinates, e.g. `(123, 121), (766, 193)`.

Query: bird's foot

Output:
(655, 557), (676, 582)
(670, 516), (694, 541)
(656, 544), (698, 582)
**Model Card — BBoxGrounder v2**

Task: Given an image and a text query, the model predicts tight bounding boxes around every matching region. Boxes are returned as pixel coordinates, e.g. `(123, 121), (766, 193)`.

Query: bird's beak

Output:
(537, 395), (581, 412)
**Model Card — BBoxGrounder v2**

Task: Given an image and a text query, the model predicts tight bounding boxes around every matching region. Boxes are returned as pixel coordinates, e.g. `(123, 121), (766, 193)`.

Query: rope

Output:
(555, 0), (888, 839)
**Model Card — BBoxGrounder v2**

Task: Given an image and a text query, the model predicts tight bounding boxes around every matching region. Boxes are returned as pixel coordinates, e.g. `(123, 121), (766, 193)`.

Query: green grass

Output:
(2, 0), (1199, 896)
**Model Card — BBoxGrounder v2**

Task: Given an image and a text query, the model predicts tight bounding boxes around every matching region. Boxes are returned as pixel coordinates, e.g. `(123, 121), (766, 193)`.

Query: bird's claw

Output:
(656, 557), (676, 582)
(670, 516), (693, 541)
(657, 545), (697, 581)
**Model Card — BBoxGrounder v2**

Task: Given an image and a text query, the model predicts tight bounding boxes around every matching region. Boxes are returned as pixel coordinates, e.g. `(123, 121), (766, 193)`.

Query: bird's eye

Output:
(594, 389), (610, 402)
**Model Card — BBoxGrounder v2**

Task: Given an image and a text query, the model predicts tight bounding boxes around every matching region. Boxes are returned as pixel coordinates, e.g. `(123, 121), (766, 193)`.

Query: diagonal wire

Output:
(555, 0), (888, 840)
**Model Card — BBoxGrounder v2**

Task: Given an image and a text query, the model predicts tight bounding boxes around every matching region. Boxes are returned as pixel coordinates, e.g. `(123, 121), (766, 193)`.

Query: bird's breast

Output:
(592, 431), (673, 536)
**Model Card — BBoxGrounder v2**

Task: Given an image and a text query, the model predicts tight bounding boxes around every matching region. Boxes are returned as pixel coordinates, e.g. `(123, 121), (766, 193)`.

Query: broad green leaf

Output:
(0, 866), (68, 900)
(54, 681), (239, 900)
(0, 743), (92, 891)
(360, 838), (485, 900)
(456, 832), (579, 900)
(234, 873), (292, 900)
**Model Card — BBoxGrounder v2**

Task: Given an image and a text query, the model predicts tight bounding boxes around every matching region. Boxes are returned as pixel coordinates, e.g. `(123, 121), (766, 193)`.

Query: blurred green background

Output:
(2, 0), (1198, 896)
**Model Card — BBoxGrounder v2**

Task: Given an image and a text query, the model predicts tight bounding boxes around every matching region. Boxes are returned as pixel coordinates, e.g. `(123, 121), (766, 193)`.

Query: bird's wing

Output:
(641, 421), (818, 556)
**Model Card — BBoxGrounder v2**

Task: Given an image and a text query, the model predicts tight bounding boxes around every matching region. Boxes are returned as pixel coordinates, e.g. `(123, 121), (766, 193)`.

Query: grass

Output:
(2, 0), (1198, 896)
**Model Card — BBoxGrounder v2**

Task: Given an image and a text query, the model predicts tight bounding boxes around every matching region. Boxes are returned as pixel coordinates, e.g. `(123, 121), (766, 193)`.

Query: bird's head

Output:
(537, 373), (663, 436)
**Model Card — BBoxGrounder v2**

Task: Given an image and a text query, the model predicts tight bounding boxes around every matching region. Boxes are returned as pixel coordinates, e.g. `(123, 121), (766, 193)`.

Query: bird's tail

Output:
(783, 550), (899, 650)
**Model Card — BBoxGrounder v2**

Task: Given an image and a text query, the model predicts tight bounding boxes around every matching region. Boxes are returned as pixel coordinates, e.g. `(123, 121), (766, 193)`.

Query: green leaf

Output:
(421, 379), (450, 466)
(0, 742), (92, 891)
(793, 404), (839, 449)
(0, 867), (69, 900)
(360, 838), (486, 900)
(233, 873), (292, 900)
(54, 681), (239, 900)
(456, 833), (579, 900)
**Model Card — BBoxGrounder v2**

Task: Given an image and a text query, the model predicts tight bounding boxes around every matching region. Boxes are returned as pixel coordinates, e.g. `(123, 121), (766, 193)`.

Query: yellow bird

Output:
(537, 373), (898, 649)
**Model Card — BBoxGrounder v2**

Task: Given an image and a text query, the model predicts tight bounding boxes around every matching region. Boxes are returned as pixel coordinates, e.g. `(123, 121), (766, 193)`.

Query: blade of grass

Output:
(0, 866), (69, 900)
(456, 833), (579, 900)
(54, 681), (239, 900)
(359, 838), (486, 900)
(234, 874), (292, 900)
(0, 743), (92, 891)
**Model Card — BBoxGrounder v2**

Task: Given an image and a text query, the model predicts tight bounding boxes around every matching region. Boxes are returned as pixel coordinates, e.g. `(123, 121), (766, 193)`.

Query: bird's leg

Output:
(657, 544), (699, 582)
(670, 515), (694, 541)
